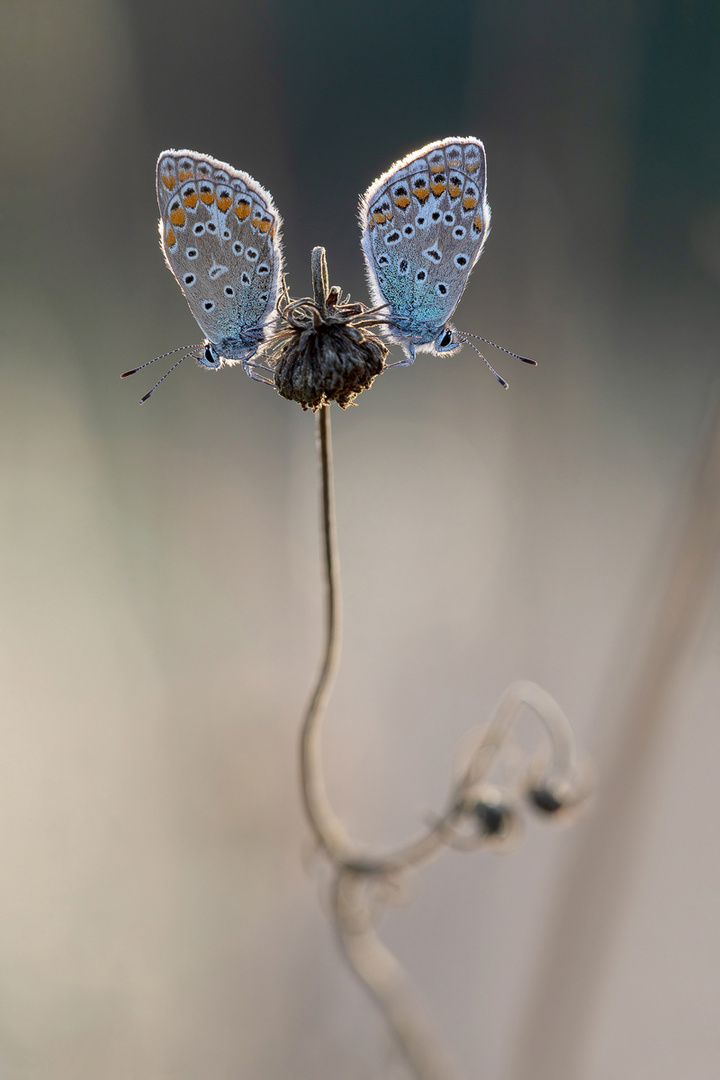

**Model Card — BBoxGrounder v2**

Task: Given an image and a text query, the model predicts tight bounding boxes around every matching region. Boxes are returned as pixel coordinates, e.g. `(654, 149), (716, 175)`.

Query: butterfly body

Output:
(359, 137), (490, 362)
(156, 150), (283, 372)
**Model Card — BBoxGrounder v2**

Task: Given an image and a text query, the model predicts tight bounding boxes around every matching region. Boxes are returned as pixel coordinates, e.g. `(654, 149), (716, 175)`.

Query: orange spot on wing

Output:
(367, 216), (375, 230)
(447, 157), (462, 169)
(373, 211), (386, 224)
(183, 191), (198, 208)
(258, 219), (272, 233)
(430, 162), (445, 174)
(200, 190), (215, 205)
(166, 227), (175, 246)
(169, 206), (185, 227)
(473, 213), (484, 232)
(235, 199), (251, 220)
(413, 186), (429, 201)
(179, 169), (193, 181)
(394, 194), (410, 208)
(216, 194), (232, 212)
(431, 180), (446, 196)
(462, 195), (478, 210)
(466, 162), (479, 173)
(251, 215), (261, 229)
(162, 175), (176, 190)
(449, 184), (462, 198)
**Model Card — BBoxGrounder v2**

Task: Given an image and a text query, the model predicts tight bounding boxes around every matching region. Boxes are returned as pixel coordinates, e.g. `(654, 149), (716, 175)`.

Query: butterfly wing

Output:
(157, 150), (283, 365)
(359, 137), (490, 356)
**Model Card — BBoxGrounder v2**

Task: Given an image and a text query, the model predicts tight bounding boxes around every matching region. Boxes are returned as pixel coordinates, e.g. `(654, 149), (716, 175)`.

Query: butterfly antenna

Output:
(455, 330), (537, 365)
(362, 301), (392, 317)
(457, 337), (509, 389)
(139, 355), (188, 404)
(121, 343), (202, 380)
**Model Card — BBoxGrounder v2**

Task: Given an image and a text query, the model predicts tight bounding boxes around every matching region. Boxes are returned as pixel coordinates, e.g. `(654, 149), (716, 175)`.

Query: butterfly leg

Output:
(242, 358), (276, 385)
(246, 369), (275, 386)
(385, 343), (416, 370)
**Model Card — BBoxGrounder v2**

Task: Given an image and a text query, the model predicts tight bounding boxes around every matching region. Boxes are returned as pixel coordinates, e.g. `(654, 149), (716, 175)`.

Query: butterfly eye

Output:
(439, 329), (453, 347)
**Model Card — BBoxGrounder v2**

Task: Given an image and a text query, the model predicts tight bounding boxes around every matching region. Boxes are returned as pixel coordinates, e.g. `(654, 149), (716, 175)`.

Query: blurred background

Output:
(1, 1), (719, 1077)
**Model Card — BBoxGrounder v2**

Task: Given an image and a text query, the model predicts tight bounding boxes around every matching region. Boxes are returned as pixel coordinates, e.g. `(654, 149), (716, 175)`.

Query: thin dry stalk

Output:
(299, 401), (465, 1080)
(509, 397), (720, 1080)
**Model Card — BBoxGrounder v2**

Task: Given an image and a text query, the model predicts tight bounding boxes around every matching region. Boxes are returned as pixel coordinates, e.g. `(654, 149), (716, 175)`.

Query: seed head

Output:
(268, 248), (388, 411)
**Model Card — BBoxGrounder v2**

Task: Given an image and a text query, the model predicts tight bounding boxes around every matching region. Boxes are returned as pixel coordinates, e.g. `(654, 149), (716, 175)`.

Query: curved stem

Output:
(298, 396), (577, 873)
(299, 404), (357, 861)
(295, 404), (470, 872)
(298, 394), (465, 1080)
(332, 870), (464, 1080)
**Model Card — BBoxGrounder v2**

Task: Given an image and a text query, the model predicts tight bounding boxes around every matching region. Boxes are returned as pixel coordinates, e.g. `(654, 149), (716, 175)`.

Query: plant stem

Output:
(299, 396), (463, 1080)
(332, 870), (464, 1080)
(509, 397), (720, 1080)
(298, 403), (355, 861)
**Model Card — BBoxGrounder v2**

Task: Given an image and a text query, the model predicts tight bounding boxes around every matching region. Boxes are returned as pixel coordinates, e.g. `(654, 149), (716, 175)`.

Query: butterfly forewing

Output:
(157, 150), (283, 364)
(359, 137), (490, 355)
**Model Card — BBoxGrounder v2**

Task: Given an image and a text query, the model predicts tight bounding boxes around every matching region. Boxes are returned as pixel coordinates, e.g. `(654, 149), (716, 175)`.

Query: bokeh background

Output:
(1, 1), (719, 1077)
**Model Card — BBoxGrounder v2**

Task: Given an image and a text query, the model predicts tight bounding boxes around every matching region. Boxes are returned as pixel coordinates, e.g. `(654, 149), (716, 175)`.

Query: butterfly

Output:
(127, 140), (533, 402)
(123, 150), (283, 401)
(359, 136), (535, 387)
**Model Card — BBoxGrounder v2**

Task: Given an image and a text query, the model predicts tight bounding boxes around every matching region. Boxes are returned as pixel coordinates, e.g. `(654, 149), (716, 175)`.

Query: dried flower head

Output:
(267, 247), (388, 410)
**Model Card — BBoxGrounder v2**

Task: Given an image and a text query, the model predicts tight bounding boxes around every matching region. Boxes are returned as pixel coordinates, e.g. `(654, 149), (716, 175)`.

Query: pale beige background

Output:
(0, 1), (719, 1077)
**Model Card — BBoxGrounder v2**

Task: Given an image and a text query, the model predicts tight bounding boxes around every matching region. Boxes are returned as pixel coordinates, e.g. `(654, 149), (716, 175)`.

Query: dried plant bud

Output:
(528, 785), (565, 815)
(525, 771), (591, 823)
(473, 797), (514, 837)
(273, 320), (386, 410)
(267, 247), (388, 411)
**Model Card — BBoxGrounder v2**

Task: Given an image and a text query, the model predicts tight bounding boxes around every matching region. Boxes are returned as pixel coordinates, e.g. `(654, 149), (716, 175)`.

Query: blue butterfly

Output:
(124, 150), (283, 401)
(360, 137), (534, 387)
